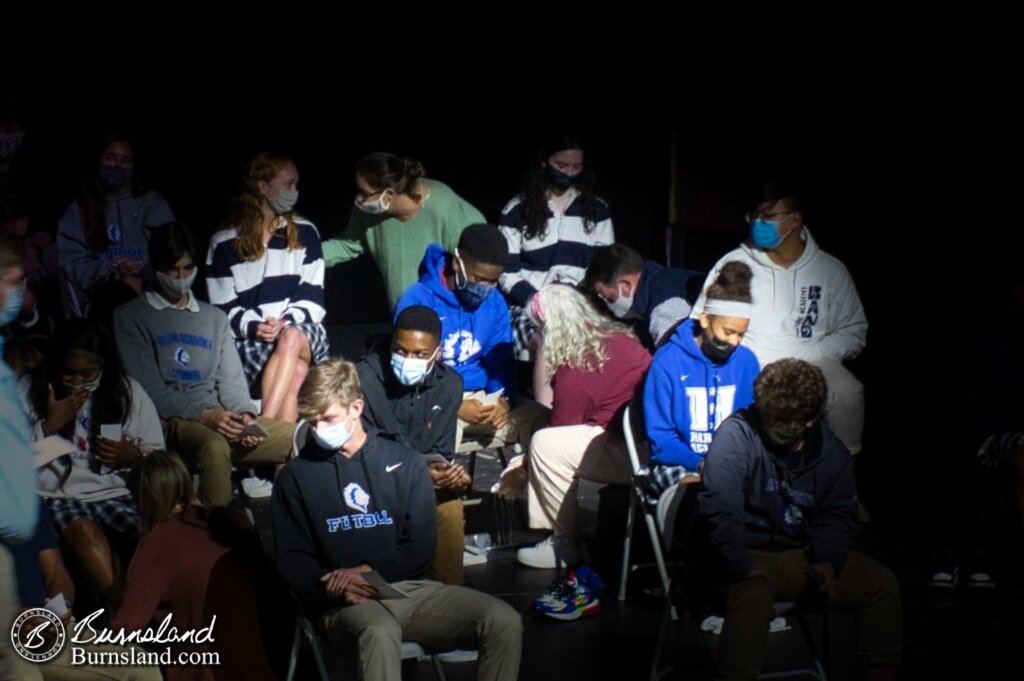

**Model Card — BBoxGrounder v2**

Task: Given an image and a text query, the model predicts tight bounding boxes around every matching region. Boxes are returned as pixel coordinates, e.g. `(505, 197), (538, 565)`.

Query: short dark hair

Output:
(754, 359), (826, 424)
(148, 222), (197, 272)
(395, 305), (442, 340)
(584, 244), (645, 288)
(753, 180), (802, 213)
(458, 223), (508, 267)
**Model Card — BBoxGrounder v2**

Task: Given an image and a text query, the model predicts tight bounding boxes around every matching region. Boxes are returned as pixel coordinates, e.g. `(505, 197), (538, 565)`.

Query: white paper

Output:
(480, 388), (505, 405)
(44, 593), (69, 617)
(32, 436), (76, 468)
(422, 453), (450, 466)
(361, 570), (410, 599)
(100, 424), (122, 441)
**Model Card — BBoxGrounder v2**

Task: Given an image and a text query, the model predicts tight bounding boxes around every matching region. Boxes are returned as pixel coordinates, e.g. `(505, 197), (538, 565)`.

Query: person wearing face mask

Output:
(115, 223), (296, 507)
(356, 306), (469, 585)
(498, 133), (615, 369)
(322, 151), (485, 310)
(207, 152), (330, 423)
(273, 359), (522, 681)
(698, 359), (901, 681)
(1, 236), (40, 681)
(19, 317), (164, 607)
(585, 243), (703, 348)
(691, 181), (868, 466)
(395, 224), (547, 455)
(640, 262), (760, 496)
(56, 132), (175, 317)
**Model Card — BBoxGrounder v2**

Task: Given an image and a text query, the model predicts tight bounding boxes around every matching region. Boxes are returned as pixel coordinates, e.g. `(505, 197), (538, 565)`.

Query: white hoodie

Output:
(691, 227), (867, 366)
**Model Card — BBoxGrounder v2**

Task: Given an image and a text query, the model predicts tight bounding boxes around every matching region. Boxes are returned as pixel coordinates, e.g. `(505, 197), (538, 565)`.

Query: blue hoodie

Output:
(395, 244), (514, 395)
(644, 319), (759, 469)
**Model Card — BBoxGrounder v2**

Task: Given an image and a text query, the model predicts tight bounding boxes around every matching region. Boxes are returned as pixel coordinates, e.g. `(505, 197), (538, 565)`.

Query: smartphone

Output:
(100, 424), (122, 441)
(239, 421), (270, 438)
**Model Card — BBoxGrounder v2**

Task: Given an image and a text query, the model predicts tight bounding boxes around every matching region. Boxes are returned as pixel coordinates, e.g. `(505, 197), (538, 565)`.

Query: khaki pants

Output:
(320, 580), (521, 681)
(456, 391), (548, 453)
(162, 417), (295, 506)
(427, 498), (464, 586)
(716, 548), (902, 681)
(812, 359), (865, 455)
(526, 425), (632, 538)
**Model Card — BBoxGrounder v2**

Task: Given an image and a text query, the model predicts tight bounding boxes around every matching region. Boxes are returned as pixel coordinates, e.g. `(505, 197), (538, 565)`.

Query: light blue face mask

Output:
(313, 416), (354, 450)
(750, 215), (796, 249)
(1, 279), (25, 327)
(391, 352), (436, 386)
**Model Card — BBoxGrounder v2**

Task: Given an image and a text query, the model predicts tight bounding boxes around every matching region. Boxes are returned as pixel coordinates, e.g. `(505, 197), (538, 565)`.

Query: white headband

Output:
(703, 300), (753, 319)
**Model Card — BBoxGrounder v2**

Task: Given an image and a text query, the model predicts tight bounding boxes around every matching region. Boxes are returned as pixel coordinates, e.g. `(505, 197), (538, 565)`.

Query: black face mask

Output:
(763, 425), (807, 452)
(545, 165), (577, 192)
(700, 333), (735, 364)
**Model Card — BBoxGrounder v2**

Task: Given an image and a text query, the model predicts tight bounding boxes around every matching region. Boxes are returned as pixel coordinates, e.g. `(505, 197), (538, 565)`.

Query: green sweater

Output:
(322, 179), (484, 308)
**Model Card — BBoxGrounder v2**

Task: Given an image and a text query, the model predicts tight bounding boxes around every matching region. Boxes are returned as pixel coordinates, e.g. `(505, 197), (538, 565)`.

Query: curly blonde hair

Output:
(223, 152), (301, 261)
(533, 284), (635, 380)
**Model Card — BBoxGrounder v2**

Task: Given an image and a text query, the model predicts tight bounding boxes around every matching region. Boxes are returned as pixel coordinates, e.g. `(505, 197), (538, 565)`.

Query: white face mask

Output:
(354, 190), (392, 215)
(391, 353), (436, 386)
(156, 269), (197, 300)
(605, 284), (633, 318)
(312, 416), (354, 450)
(268, 188), (299, 215)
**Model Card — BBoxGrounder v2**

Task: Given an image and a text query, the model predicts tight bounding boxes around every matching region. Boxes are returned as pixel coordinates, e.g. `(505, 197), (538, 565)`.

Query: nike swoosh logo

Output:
(385, 463), (403, 473)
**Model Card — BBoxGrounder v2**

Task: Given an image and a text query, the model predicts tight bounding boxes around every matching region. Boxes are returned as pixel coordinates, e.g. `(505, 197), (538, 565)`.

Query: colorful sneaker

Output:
(531, 571), (601, 621)
(574, 564), (606, 594)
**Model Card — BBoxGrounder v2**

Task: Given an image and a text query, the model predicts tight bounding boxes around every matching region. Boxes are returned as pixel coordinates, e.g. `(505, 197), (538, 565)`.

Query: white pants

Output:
(526, 425), (633, 538)
(813, 359), (865, 455)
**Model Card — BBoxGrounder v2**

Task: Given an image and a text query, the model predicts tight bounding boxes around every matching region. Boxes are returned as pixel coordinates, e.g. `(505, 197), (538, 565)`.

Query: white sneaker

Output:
(240, 477), (273, 499)
(516, 536), (576, 569)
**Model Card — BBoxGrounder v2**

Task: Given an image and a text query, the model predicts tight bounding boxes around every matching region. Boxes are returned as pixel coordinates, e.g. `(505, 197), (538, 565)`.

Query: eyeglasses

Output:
(745, 210), (796, 225)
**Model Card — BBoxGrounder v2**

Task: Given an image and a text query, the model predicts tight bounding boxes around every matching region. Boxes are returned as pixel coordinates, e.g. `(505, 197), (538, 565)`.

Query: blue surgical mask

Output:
(750, 215), (796, 250)
(312, 417), (353, 450)
(391, 353), (436, 386)
(1, 279), (25, 326)
(454, 250), (494, 309)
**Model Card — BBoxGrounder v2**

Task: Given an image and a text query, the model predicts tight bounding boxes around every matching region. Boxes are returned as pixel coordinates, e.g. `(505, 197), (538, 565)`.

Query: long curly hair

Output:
(532, 284), (635, 379)
(516, 132), (599, 241)
(78, 132), (146, 252)
(222, 152), (301, 261)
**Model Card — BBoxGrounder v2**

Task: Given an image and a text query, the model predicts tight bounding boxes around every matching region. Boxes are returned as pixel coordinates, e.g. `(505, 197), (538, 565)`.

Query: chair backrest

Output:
(655, 481), (702, 559)
(622, 393), (652, 474)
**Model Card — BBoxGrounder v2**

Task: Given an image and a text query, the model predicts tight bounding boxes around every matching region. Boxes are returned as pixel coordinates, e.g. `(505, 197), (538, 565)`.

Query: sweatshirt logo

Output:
(343, 483), (370, 513)
(796, 285), (822, 339)
(174, 348), (191, 367)
(443, 331), (482, 365)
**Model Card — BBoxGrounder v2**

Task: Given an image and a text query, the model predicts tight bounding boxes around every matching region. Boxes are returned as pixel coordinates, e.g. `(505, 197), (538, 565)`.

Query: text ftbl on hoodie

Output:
(272, 427), (437, 614)
(691, 227), (867, 366)
(394, 243), (515, 395)
(644, 319), (760, 470)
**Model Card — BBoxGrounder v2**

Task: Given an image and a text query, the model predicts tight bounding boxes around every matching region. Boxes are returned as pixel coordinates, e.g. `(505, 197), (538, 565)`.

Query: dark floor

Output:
(255, 325), (1023, 680)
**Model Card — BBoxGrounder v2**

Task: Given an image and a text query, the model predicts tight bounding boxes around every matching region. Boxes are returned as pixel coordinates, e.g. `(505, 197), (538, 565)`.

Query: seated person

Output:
(23, 318), (164, 606)
(642, 262), (760, 495)
(7, 499), (160, 680)
(114, 223), (294, 506)
(273, 359), (522, 681)
(517, 285), (651, 580)
(395, 223), (545, 452)
(357, 305), (470, 585)
(585, 243), (701, 347)
(113, 452), (278, 681)
(698, 359), (901, 681)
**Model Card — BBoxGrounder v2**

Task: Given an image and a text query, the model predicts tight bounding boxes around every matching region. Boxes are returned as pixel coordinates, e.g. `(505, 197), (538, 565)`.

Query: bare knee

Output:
(276, 326), (308, 357)
(62, 518), (109, 552)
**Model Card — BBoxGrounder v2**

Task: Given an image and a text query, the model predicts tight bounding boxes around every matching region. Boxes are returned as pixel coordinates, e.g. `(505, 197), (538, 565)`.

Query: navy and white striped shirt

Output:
(498, 190), (614, 307)
(206, 217), (326, 340)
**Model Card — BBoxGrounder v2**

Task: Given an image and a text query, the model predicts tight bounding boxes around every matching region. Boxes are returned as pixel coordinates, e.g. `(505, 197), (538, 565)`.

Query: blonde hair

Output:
(223, 152), (301, 261)
(534, 285), (635, 379)
(298, 358), (363, 422)
(136, 451), (195, 536)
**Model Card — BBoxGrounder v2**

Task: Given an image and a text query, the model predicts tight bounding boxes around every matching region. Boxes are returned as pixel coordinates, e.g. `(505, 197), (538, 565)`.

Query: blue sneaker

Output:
(574, 564), (606, 594)
(531, 571), (601, 621)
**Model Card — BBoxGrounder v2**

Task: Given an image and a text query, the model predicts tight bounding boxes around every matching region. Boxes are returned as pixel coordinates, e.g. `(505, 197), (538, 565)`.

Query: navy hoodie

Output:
(644, 319), (759, 470)
(698, 409), (858, 582)
(272, 426), (437, 613)
(394, 243), (514, 395)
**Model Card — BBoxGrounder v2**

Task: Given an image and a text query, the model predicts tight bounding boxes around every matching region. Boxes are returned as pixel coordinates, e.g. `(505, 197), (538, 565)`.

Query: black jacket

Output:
(272, 427), (437, 613)
(356, 343), (463, 458)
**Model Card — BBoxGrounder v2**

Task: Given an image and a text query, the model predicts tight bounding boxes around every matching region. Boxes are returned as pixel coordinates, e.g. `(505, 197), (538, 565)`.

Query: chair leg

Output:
(645, 513), (677, 620)
(619, 491), (638, 601)
(430, 653), (449, 681)
(307, 628), (331, 681)
(649, 591), (675, 681)
(286, 621), (301, 681)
